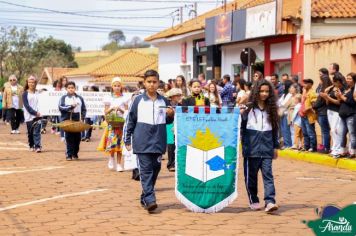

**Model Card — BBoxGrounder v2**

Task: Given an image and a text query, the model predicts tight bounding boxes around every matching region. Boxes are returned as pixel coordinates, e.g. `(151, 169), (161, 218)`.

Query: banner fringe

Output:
(175, 190), (238, 213)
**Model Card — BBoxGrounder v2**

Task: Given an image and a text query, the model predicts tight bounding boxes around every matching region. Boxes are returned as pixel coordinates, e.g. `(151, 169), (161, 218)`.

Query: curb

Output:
(278, 149), (356, 171)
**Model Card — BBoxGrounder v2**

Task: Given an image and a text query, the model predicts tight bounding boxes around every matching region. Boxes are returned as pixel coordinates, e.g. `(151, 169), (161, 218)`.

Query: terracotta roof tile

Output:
(90, 75), (143, 85)
(312, 0), (356, 18)
(304, 33), (356, 44)
(39, 67), (75, 84)
(65, 49), (158, 78)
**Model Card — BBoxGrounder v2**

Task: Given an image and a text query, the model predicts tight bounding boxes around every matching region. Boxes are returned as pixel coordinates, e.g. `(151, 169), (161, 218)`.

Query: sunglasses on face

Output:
(10, 79), (16, 82)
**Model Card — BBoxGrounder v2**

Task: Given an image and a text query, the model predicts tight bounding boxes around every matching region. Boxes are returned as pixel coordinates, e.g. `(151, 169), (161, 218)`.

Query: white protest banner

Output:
(38, 91), (111, 116)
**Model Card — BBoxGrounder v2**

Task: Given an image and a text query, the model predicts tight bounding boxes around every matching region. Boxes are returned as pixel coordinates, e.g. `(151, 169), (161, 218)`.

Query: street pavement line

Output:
(0, 189), (108, 212)
(0, 147), (29, 151)
(0, 166), (64, 175)
(0, 141), (28, 147)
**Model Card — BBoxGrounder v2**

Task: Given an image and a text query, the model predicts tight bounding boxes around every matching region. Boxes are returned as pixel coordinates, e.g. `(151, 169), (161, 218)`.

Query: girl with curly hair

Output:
(241, 79), (279, 213)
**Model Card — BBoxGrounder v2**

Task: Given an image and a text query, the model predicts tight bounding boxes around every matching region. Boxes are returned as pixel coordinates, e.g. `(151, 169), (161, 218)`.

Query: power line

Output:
(1, 21), (160, 33)
(0, 5), (185, 13)
(0, 17), (166, 30)
(0, 1), (172, 19)
(103, 0), (218, 3)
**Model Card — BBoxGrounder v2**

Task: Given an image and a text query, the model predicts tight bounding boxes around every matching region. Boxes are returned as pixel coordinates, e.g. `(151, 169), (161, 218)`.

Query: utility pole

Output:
(180, 7), (183, 24)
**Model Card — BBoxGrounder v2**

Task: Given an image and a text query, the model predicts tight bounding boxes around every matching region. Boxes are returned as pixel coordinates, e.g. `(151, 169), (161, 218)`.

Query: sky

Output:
(0, 0), (231, 50)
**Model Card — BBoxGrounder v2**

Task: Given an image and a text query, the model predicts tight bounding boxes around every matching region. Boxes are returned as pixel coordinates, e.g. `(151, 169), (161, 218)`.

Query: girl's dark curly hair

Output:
(248, 79), (279, 136)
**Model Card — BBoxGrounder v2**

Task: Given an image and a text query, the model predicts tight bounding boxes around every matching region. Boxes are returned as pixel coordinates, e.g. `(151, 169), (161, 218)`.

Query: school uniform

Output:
(23, 91), (41, 149)
(124, 92), (173, 206)
(58, 93), (86, 159)
(241, 107), (279, 206)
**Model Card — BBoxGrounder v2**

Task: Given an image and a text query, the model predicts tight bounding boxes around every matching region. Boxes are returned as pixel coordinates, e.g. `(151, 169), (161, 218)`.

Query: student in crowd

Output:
(22, 75), (42, 153)
(206, 82), (222, 108)
(166, 88), (183, 172)
(182, 79), (210, 108)
(220, 74), (235, 107)
(157, 81), (165, 96)
(163, 83), (171, 94)
(299, 79), (318, 152)
(59, 81), (87, 161)
(82, 85), (100, 142)
(278, 80), (294, 148)
(253, 71), (264, 83)
(198, 73), (208, 89)
(98, 77), (129, 171)
(175, 75), (190, 97)
(124, 70), (174, 212)
(59, 76), (68, 90)
(286, 84), (301, 147)
(236, 79), (247, 106)
(290, 94), (303, 150)
(313, 68), (332, 153)
(281, 74), (290, 84)
(337, 72), (356, 158)
(320, 73), (346, 158)
(241, 79), (279, 213)
(2, 74), (24, 134)
(271, 73), (284, 98)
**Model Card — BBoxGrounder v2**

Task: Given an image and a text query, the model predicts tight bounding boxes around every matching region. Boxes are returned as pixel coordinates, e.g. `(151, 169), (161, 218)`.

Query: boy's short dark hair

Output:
(223, 74), (230, 81)
(271, 73), (279, 79)
(282, 73), (289, 78)
(144, 70), (159, 80)
(65, 81), (76, 88)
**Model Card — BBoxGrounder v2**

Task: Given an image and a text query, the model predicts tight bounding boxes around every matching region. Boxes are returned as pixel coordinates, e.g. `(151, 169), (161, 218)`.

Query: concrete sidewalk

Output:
(279, 149), (356, 171)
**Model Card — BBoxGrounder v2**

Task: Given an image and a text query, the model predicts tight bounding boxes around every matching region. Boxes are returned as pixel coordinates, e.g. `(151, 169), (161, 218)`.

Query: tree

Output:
(108, 30), (126, 45)
(102, 41), (120, 52)
(6, 27), (37, 81)
(32, 36), (77, 66)
(121, 36), (150, 49)
(0, 27), (10, 79)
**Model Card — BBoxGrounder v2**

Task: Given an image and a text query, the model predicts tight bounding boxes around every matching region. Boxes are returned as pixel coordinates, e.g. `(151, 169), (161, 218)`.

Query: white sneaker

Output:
(108, 157), (114, 169)
(15, 130), (20, 134)
(116, 164), (124, 172)
(265, 203), (279, 213)
(61, 137), (65, 142)
(11, 130), (16, 134)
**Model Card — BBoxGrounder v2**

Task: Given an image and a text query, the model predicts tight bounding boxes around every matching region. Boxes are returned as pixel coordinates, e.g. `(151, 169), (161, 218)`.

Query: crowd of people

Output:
(0, 63), (355, 213)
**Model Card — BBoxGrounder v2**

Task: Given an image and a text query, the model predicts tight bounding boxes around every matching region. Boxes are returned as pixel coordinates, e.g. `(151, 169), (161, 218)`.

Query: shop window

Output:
(198, 55), (207, 76)
(273, 61), (291, 77)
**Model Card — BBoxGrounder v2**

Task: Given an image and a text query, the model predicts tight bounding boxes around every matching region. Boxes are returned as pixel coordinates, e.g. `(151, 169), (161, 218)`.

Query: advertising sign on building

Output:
(246, 1), (276, 39)
(214, 13), (232, 44)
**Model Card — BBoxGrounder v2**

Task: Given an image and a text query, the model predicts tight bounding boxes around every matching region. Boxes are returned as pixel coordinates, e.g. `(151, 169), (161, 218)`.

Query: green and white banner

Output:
(175, 106), (240, 213)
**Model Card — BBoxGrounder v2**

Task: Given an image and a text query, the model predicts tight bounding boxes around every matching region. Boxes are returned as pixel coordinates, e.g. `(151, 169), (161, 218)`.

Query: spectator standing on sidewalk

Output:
(2, 74), (24, 134)
(220, 74), (235, 107)
(320, 73), (347, 158)
(337, 72), (356, 158)
(313, 68), (332, 153)
(299, 79), (318, 152)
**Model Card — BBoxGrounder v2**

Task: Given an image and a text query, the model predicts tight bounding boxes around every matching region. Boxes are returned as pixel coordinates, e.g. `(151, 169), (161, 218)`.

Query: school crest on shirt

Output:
(175, 106), (240, 213)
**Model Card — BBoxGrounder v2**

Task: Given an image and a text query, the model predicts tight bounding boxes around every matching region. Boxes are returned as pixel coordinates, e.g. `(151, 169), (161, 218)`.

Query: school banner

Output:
(175, 106), (240, 213)
(38, 91), (115, 116)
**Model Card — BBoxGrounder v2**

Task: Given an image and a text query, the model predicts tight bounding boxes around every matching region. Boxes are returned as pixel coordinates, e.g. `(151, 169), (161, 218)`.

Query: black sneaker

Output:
(66, 156), (72, 161)
(145, 202), (157, 212)
(73, 155), (79, 160)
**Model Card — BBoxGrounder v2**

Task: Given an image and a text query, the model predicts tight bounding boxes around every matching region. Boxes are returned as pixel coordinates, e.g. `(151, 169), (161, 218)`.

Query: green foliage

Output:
(0, 27), (78, 82)
(108, 30), (126, 44)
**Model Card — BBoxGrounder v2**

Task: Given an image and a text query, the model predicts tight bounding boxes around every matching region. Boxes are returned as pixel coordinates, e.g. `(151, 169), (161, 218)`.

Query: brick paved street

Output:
(0, 123), (355, 236)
